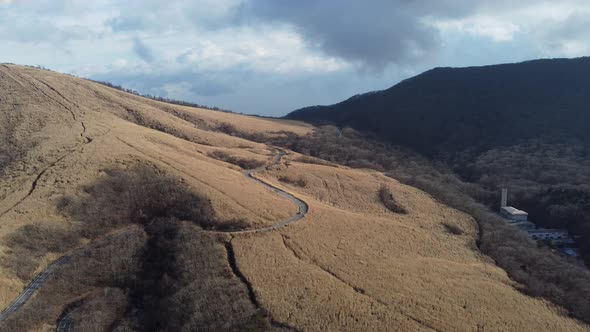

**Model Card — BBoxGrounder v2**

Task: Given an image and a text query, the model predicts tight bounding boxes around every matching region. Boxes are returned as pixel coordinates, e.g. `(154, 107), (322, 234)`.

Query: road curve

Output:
(1, 147), (309, 329)
(219, 149), (309, 234)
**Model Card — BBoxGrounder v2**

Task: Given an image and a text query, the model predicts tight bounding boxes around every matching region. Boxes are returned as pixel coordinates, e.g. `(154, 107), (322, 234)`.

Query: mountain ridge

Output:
(287, 56), (590, 156)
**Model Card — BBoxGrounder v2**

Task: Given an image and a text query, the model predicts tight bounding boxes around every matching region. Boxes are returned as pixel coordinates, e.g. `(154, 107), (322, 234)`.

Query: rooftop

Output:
(501, 206), (528, 216)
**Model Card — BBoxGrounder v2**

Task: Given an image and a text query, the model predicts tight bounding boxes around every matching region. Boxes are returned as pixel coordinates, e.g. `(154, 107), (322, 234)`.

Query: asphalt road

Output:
(225, 149), (309, 234)
(0, 256), (70, 321)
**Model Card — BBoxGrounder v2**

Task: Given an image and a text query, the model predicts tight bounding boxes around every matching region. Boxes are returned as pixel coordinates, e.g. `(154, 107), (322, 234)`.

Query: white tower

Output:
(501, 188), (508, 208)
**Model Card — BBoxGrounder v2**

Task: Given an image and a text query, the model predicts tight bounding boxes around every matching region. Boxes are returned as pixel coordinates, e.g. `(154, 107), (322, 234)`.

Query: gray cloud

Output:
(132, 37), (155, 63)
(238, 1), (444, 69)
(548, 11), (590, 40)
(237, 0), (590, 69)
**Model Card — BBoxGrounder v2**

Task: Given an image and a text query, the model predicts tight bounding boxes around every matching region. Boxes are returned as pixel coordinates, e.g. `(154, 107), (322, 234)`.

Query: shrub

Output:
(442, 222), (464, 235)
(378, 185), (408, 214)
(1, 223), (80, 279)
(59, 164), (219, 234)
(7, 223), (79, 253)
(0, 152), (11, 171)
(214, 122), (239, 135)
(278, 175), (307, 187)
(208, 150), (265, 170)
(294, 155), (337, 167)
(214, 218), (250, 231)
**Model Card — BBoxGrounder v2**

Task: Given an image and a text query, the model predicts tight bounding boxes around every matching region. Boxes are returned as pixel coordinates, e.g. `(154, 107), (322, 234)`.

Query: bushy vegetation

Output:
(115, 221), (261, 331)
(294, 155), (338, 167)
(59, 165), (218, 235)
(0, 152), (11, 174)
(0, 227), (146, 332)
(0, 163), (262, 331)
(2, 223), (79, 280)
(442, 222), (464, 235)
(278, 175), (307, 187)
(208, 150), (265, 170)
(378, 184), (407, 214)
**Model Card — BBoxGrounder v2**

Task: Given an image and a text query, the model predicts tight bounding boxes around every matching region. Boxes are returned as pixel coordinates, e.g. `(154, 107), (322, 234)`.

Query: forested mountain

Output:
(286, 57), (590, 264)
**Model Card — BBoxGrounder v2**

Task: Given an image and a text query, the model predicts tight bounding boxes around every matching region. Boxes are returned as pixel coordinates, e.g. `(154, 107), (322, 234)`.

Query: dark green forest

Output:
(286, 57), (590, 266)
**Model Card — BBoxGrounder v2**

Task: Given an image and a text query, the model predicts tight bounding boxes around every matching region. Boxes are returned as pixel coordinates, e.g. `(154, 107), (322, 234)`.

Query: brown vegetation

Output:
(208, 150), (265, 170)
(0, 164), (266, 331)
(294, 155), (337, 167)
(2, 223), (79, 280)
(59, 165), (218, 233)
(442, 222), (464, 235)
(378, 184), (407, 214)
(278, 175), (307, 188)
(116, 221), (263, 331)
(0, 227), (146, 332)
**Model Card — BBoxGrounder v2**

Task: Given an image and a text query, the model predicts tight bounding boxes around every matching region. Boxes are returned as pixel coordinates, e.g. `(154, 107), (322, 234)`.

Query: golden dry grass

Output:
(0, 64), (587, 331)
(235, 160), (588, 331)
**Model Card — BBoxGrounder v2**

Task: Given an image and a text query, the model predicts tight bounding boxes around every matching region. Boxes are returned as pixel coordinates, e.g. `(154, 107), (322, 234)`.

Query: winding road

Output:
(0, 147), (309, 330)
(225, 149), (308, 234)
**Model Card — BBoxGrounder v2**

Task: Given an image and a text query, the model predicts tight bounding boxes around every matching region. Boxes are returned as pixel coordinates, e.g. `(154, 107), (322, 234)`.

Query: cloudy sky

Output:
(1, 1), (589, 115)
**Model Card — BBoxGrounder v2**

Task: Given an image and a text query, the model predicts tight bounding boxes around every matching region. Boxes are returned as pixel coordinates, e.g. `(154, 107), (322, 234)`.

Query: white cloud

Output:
(433, 16), (520, 41)
(112, 58), (128, 69)
(554, 40), (590, 57)
(170, 27), (348, 74)
(162, 81), (193, 100)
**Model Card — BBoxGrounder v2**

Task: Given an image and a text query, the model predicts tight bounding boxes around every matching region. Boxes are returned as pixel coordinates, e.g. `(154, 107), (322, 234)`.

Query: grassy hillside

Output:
(286, 57), (590, 266)
(0, 64), (587, 331)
